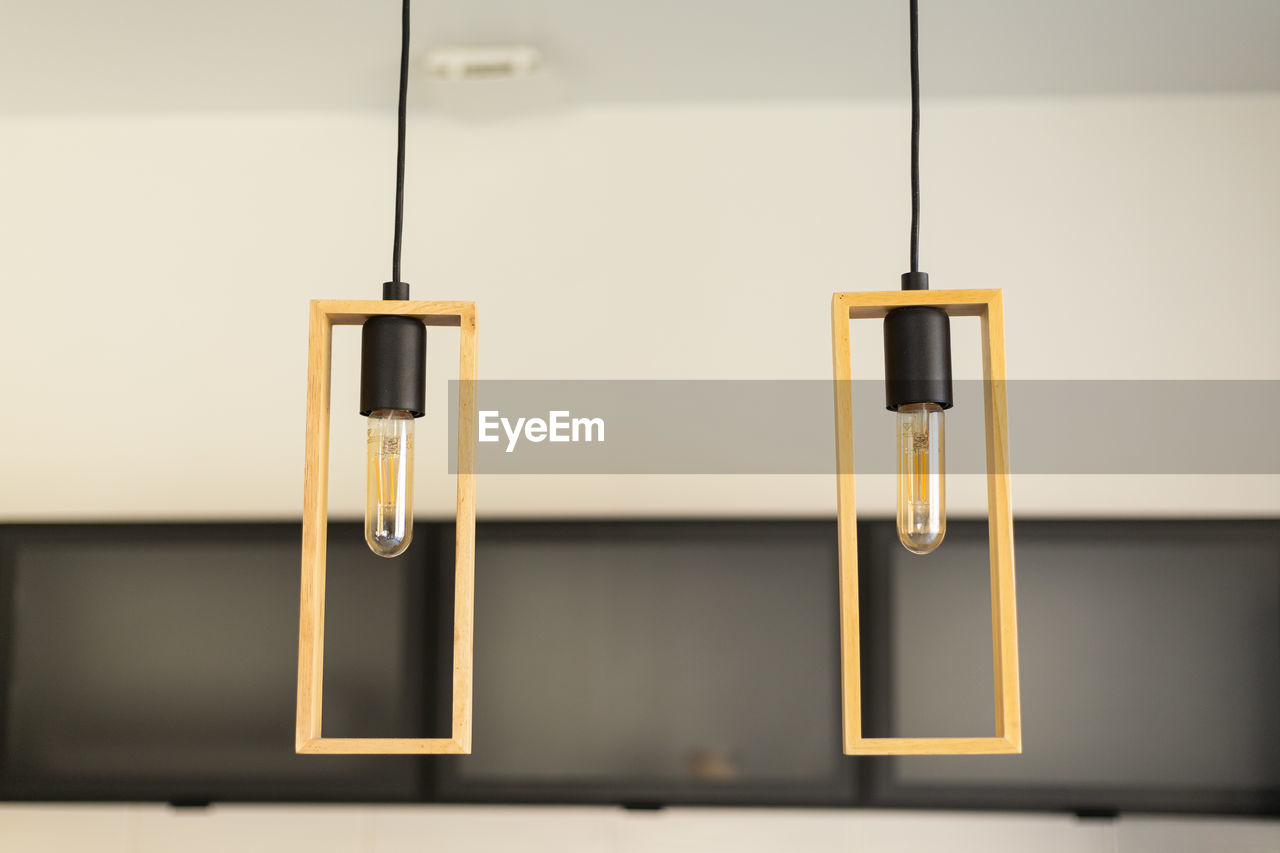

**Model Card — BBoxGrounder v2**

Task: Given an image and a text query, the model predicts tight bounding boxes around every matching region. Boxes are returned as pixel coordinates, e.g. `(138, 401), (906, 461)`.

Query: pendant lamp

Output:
(297, 0), (478, 755)
(831, 0), (1021, 755)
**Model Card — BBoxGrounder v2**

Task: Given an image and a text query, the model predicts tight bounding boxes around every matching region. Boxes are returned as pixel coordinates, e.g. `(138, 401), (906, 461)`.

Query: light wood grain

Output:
(839, 736), (1020, 756)
(297, 299), (478, 755)
(317, 299), (471, 326)
(296, 301), (331, 750)
(451, 306), (478, 753)
(831, 288), (1021, 756)
(297, 738), (468, 755)
(830, 294), (861, 745)
(835, 288), (999, 319)
(980, 292), (1021, 750)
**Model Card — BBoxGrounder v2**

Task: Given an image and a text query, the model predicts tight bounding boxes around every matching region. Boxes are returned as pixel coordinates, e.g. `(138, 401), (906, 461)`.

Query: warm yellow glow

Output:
(365, 409), (415, 558)
(896, 402), (946, 554)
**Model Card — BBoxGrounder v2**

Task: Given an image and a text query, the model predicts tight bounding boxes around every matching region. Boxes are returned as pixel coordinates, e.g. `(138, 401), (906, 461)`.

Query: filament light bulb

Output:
(365, 408), (415, 558)
(896, 401), (945, 554)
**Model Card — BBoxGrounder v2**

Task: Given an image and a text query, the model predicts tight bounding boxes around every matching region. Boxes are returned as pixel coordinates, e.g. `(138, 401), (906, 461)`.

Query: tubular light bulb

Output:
(365, 409), (415, 558)
(896, 402), (945, 554)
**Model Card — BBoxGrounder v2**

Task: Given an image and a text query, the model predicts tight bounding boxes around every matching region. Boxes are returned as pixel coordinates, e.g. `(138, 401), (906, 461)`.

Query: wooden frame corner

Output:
(831, 289), (1020, 756)
(297, 299), (477, 755)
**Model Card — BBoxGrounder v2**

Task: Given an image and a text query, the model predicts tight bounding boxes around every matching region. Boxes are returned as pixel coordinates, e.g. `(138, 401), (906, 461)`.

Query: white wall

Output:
(2, 805), (1279, 853)
(2, 94), (1278, 845)
(2, 94), (1279, 520)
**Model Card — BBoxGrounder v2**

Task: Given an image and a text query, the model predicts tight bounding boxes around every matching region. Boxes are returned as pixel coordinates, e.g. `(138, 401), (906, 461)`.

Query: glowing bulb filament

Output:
(365, 409), (414, 558)
(896, 402), (945, 554)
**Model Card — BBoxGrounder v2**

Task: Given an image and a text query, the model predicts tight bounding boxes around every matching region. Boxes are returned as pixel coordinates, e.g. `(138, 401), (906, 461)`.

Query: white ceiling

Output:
(3, 0), (1280, 114)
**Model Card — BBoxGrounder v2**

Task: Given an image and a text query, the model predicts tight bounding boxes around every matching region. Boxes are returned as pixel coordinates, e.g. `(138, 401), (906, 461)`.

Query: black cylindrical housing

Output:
(382, 280), (410, 300)
(360, 315), (426, 418)
(901, 271), (929, 291)
(883, 305), (953, 411)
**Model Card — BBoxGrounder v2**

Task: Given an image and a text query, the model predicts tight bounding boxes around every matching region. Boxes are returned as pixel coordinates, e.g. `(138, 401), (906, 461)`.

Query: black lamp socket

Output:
(359, 282), (426, 417)
(883, 273), (953, 411)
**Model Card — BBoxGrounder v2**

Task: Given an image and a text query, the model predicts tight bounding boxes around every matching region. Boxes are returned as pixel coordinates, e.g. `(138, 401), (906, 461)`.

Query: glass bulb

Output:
(365, 409), (415, 558)
(896, 402), (946, 554)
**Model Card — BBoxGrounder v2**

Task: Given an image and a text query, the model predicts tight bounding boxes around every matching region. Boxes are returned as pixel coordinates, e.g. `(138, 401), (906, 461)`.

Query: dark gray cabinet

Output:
(0, 519), (1275, 815)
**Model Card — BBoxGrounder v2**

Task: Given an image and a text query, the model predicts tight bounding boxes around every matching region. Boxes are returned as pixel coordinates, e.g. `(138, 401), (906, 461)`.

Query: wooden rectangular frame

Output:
(831, 289), (1020, 755)
(297, 299), (477, 755)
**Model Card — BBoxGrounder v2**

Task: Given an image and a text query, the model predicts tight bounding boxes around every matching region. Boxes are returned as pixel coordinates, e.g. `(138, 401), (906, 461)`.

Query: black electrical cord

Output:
(908, 0), (920, 278)
(391, 0), (410, 287)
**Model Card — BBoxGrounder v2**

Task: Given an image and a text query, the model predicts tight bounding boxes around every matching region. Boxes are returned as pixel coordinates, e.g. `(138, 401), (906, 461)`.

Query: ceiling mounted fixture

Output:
(297, 0), (479, 757)
(426, 45), (543, 81)
(829, 0), (1021, 756)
